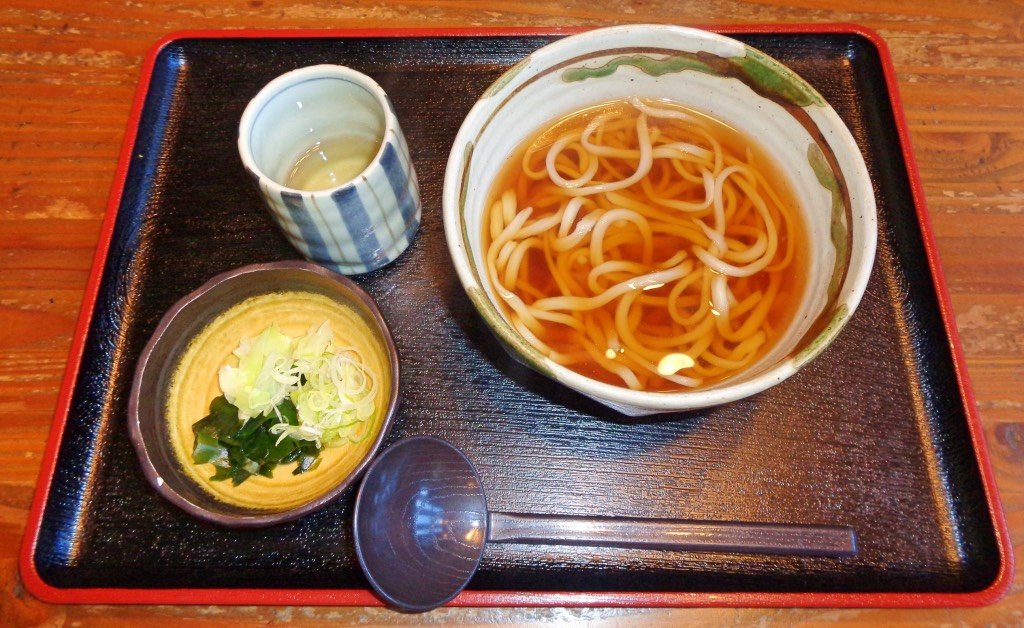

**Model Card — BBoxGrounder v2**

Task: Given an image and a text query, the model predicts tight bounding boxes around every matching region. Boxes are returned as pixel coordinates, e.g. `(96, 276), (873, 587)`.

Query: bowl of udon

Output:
(443, 24), (876, 416)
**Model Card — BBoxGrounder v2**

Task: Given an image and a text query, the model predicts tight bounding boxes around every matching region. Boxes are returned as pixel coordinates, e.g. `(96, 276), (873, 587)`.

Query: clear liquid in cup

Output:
(285, 134), (381, 191)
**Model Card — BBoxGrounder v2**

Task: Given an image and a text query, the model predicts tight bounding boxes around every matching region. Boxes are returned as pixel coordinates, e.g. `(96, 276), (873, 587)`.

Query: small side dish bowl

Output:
(128, 261), (400, 526)
(443, 24), (877, 416)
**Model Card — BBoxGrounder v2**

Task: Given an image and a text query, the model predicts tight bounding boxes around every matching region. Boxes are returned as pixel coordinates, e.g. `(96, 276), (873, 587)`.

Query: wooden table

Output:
(2, 1), (1021, 625)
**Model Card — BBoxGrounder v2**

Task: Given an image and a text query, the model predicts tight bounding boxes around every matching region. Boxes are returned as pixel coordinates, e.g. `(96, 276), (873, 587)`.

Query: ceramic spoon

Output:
(352, 435), (857, 612)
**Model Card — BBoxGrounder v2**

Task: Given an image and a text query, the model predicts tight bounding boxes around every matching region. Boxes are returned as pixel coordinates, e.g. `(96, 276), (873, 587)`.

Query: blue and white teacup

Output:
(239, 65), (421, 275)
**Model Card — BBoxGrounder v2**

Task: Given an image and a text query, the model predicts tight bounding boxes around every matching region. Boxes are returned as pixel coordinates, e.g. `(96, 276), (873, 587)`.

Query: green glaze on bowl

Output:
(466, 286), (556, 380)
(731, 47), (825, 108)
(794, 303), (851, 367)
(562, 54), (714, 82)
(561, 46), (825, 110)
(808, 143), (852, 303)
(485, 56), (532, 98)
(458, 141), (475, 256)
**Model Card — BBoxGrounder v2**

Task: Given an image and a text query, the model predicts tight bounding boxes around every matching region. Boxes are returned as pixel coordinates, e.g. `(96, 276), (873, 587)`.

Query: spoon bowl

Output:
(353, 436), (487, 612)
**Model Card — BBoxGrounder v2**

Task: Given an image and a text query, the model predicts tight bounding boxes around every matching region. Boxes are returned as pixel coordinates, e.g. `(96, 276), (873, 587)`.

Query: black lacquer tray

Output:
(20, 26), (1011, 607)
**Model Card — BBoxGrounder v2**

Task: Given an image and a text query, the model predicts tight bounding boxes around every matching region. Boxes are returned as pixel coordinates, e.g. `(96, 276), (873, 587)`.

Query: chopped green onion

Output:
(190, 321), (379, 486)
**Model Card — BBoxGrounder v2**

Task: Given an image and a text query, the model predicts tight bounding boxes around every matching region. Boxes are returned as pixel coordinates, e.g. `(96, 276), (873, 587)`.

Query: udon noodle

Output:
(482, 97), (806, 393)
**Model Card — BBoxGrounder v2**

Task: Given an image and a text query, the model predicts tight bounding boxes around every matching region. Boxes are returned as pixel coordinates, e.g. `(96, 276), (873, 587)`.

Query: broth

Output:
(482, 97), (807, 392)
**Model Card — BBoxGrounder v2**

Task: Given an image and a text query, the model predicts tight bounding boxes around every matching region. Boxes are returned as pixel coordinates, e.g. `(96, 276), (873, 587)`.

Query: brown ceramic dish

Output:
(127, 261), (401, 527)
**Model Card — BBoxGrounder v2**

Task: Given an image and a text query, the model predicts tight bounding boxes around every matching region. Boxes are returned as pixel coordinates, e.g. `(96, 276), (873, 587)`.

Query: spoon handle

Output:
(487, 512), (857, 557)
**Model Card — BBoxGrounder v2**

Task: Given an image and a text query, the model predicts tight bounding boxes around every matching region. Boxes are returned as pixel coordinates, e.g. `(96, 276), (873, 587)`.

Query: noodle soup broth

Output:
(481, 98), (808, 393)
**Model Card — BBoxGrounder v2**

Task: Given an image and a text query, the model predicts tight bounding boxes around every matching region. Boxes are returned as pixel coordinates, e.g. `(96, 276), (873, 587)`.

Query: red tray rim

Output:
(19, 23), (1013, 609)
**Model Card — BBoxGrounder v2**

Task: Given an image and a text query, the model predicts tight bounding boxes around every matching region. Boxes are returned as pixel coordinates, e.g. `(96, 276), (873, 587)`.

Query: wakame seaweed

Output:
(191, 395), (321, 486)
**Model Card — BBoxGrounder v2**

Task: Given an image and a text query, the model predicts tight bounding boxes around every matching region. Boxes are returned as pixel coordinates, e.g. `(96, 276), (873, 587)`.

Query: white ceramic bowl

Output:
(442, 25), (877, 416)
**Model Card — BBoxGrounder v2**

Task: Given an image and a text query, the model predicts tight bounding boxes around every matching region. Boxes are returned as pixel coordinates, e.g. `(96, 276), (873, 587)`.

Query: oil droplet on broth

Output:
(657, 353), (696, 376)
(286, 134), (381, 191)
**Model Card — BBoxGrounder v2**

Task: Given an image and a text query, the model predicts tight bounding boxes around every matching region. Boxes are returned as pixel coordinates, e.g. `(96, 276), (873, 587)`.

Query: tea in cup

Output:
(239, 65), (421, 275)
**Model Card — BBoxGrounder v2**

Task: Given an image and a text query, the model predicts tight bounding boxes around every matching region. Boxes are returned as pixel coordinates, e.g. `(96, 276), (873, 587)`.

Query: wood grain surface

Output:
(2, 1), (1022, 626)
